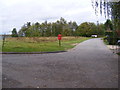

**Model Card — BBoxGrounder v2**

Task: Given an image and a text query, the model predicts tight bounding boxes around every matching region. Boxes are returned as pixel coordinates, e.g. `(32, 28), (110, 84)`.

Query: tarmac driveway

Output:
(2, 38), (118, 88)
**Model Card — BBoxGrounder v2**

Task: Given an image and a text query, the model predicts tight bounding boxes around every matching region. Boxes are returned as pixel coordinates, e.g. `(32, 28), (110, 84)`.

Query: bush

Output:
(107, 37), (118, 45)
(105, 31), (119, 45)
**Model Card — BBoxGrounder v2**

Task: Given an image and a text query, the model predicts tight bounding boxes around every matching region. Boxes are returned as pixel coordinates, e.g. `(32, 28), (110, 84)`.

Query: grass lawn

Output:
(1, 37), (90, 52)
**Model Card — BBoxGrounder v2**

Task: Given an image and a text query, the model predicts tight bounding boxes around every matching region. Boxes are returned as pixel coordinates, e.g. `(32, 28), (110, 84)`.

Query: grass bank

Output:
(1, 37), (90, 52)
(102, 37), (109, 45)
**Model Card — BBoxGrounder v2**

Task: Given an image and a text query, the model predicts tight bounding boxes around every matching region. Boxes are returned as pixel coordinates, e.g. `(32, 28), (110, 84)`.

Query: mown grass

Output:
(1, 37), (90, 52)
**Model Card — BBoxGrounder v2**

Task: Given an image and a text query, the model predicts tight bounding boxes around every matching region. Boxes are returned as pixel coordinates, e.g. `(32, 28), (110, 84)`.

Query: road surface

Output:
(2, 38), (118, 88)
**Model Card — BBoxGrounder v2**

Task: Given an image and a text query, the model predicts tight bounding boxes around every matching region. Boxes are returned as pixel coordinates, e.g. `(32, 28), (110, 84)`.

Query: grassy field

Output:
(1, 37), (90, 52)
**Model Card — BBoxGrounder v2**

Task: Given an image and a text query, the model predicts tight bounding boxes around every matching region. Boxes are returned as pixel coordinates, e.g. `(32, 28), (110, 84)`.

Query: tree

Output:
(26, 22), (31, 28)
(60, 17), (67, 24)
(51, 23), (57, 36)
(55, 19), (63, 36)
(62, 24), (72, 36)
(18, 25), (27, 37)
(68, 21), (78, 36)
(104, 19), (113, 31)
(97, 23), (105, 36)
(45, 23), (52, 37)
(11, 28), (18, 37)
(111, 2), (120, 30)
(76, 22), (97, 37)
(92, 0), (120, 30)
(18, 22), (32, 37)
(34, 22), (41, 37)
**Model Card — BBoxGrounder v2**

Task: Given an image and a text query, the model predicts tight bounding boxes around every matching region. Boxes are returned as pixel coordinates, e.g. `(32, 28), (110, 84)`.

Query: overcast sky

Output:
(0, 0), (106, 34)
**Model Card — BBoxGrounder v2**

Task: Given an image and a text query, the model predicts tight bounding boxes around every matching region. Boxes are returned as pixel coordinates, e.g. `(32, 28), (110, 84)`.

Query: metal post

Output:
(59, 40), (61, 46)
(2, 34), (5, 48)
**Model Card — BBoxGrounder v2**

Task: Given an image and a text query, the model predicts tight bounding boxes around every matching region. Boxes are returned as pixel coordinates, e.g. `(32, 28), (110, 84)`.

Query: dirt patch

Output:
(107, 45), (120, 53)
(71, 43), (79, 46)
(107, 45), (120, 50)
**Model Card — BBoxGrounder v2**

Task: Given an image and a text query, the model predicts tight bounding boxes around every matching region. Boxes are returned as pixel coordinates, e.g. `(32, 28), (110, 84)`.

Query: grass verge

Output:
(1, 37), (90, 52)
(102, 37), (109, 45)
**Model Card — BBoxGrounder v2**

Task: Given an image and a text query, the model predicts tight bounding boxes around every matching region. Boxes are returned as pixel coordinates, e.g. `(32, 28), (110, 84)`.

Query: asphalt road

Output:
(2, 38), (118, 88)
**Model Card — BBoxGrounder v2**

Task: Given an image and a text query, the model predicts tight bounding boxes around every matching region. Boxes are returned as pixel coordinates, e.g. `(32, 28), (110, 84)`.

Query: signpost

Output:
(2, 34), (6, 48)
(58, 34), (62, 46)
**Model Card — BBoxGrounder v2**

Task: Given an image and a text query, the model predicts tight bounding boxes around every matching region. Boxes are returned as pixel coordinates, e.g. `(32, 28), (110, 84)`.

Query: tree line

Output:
(12, 17), (105, 37)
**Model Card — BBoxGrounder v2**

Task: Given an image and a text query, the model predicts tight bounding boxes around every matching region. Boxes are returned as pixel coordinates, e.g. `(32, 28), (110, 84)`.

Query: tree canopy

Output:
(18, 18), (78, 37)
(104, 19), (113, 31)
(75, 22), (105, 37)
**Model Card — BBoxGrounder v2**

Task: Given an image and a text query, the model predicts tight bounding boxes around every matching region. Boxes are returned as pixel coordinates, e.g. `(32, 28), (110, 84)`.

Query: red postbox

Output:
(58, 34), (62, 40)
(58, 34), (62, 46)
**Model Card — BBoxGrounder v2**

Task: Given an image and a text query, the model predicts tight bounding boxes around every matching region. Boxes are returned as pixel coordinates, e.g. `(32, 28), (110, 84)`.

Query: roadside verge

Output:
(0, 51), (67, 54)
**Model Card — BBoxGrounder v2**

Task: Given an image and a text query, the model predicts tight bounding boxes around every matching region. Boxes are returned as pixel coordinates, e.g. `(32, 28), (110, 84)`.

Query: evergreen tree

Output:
(11, 28), (18, 37)
(104, 19), (113, 31)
